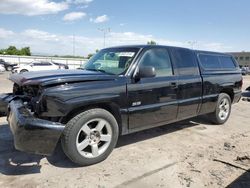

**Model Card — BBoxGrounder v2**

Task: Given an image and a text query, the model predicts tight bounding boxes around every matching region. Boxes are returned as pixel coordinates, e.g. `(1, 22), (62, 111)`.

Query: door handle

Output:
(170, 82), (178, 89)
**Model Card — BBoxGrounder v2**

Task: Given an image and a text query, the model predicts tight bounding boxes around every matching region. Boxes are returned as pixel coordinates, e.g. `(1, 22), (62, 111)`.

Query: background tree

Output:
(0, 46), (31, 56)
(6, 46), (18, 55)
(0, 49), (5, 54)
(147, 40), (157, 45)
(19, 47), (31, 56)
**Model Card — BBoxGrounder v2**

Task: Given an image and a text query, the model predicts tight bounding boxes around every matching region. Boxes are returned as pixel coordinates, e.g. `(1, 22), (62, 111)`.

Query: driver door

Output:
(127, 47), (178, 131)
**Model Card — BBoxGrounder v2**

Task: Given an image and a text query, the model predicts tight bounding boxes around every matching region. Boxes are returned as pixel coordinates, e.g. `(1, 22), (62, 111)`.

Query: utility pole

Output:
(98, 28), (110, 48)
(73, 34), (75, 56)
(187, 41), (197, 49)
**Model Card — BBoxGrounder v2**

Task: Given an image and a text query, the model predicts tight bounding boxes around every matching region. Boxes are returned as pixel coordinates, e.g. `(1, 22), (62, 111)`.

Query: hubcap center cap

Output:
(89, 130), (100, 144)
(221, 102), (228, 112)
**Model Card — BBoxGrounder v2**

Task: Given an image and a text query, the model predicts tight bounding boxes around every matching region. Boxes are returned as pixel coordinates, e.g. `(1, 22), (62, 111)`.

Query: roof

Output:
(104, 45), (230, 56)
(104, 44), (190, 50)
(195, 50), (231, 56)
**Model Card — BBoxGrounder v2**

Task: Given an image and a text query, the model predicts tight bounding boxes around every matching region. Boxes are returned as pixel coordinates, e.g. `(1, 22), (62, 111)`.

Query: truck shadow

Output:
(0, 124), (43, 175)
(116, 118), (202, 148)
(0, 115), (212, 175)
(226, 170), (250, 188)
(49, 115), (215, 168)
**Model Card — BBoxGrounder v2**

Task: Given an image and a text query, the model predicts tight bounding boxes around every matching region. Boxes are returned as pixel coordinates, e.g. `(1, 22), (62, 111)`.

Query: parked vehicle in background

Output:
(241, 68), (247, 75)
(12, 61), (65, 73)
(0, 45), (242, 166)
(0, 59), (17, 71)
(241, 66), (249, 75)
(52, 61), (69, 69)
(0, 64), (5, 72)
(242, 85), (250, 102)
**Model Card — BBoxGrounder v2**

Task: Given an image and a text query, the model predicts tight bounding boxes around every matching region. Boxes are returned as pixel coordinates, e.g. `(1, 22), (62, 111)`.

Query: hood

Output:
(9, 69), (118, 86)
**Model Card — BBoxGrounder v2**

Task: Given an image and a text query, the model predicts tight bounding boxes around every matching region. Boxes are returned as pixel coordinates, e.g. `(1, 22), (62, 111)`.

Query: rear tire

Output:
(208, 93), (232, 125)
(61, 108), (119, 166)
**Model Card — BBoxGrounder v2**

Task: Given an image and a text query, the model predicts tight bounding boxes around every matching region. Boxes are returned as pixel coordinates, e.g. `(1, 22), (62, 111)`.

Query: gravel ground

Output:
(0, 72), (250, 188)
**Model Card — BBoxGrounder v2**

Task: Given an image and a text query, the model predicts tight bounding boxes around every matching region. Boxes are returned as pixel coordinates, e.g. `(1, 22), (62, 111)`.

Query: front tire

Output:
(61, 108), (119, 166)
(209, 93), (232, 124)
(20, 69), (28, 73)
(6, 66), (12, 71)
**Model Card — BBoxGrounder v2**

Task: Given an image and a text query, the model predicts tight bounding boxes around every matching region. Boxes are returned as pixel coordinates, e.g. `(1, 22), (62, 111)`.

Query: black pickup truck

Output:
(0, 45), (242, 166)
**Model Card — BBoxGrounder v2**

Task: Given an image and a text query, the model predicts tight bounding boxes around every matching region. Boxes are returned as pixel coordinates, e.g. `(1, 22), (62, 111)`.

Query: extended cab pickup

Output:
(0, 45), (242, 166)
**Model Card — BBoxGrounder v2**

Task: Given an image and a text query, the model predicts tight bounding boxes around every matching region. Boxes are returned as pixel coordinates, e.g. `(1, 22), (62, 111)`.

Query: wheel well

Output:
(220, 88), (234, 102)
(61, 103), (123, 135)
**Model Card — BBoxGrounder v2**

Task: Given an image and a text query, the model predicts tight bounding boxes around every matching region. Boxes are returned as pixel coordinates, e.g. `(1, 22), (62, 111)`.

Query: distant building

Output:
(229, 52), (250, 67)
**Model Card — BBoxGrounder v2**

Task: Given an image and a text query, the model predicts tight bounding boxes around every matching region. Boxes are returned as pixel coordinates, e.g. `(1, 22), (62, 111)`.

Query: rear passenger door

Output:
(128, 47), (178, 130)
(170, 48), (202, 120)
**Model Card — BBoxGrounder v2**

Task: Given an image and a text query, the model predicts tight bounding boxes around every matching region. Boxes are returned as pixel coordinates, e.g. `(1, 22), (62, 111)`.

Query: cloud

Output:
(79, 5), (89, 9)
(63, 12), (86, 21)
(0, 28), (232, 56)
(200, 42), (232, 51)
(66, 0), (93, 4)
(66, 0), (93, 8)
(108, 32), (153, 44)
(90, 15), (109, 23)
(22, 29), (59, 41)
(0, 28), (14, 39)
(0, 0), (68, 16)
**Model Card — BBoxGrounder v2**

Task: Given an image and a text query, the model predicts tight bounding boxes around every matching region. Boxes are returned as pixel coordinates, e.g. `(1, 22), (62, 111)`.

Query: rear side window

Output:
(219, 56), (236, 69)
(171, 48), (199, 75)
(199, 55), (220, 69)
(199, 54), (236, 70)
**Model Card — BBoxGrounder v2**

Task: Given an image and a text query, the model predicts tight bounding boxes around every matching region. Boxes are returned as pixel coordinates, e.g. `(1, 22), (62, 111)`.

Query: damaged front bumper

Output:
(3, 97), (65, 156)
(0, 93), (15, 116)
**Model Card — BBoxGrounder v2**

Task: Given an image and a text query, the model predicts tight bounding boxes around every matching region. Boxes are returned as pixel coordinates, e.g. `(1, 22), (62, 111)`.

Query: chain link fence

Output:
(0, 55), (88, 69)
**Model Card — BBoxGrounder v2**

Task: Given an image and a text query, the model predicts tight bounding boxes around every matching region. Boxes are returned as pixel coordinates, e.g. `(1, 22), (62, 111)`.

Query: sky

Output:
(0, 0), (249, 56)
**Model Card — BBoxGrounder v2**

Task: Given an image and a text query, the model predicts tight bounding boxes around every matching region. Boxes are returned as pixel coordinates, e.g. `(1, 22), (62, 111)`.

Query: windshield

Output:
(83, 48), (140, 75)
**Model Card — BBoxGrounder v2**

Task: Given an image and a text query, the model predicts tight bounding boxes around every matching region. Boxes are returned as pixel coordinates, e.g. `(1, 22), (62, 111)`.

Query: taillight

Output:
(240, 79), (243, 88)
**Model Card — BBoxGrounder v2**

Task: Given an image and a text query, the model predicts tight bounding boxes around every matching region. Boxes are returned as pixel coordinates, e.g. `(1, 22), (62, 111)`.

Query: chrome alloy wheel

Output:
(76, 118), (112, 158)
(218, 98), (230, 121)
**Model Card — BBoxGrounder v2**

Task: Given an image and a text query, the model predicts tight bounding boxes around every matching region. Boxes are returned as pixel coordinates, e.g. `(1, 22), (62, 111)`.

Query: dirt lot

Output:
(0, 72), (249, 188)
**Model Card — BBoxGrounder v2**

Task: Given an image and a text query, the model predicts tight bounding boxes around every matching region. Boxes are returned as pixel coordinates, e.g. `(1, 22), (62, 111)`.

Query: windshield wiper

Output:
(85, 68), (114, 75)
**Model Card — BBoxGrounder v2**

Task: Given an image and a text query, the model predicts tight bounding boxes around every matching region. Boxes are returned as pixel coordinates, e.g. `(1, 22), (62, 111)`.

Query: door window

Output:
(139, 48), (173, 77)
(32, 62), (41, 66)
(41, 62), (52, 66)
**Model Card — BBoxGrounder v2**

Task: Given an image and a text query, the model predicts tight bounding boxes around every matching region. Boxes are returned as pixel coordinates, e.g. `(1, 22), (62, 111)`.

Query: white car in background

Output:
(12, 61), (64, 73)
(0, 64), (5, 72)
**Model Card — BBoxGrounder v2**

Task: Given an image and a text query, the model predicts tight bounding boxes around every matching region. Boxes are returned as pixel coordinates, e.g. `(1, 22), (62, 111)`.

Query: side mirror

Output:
(137, 66), (156, 79)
